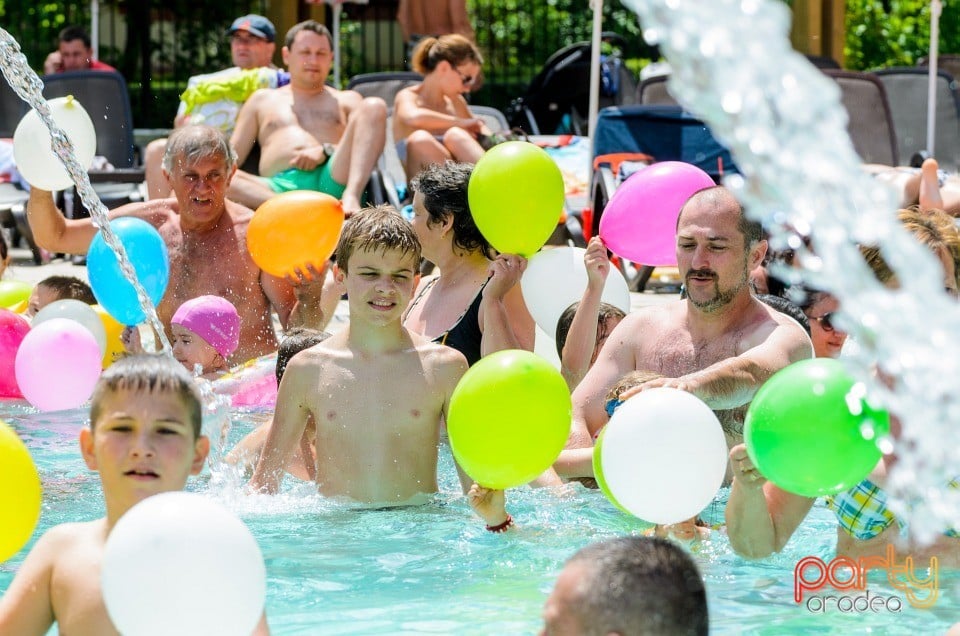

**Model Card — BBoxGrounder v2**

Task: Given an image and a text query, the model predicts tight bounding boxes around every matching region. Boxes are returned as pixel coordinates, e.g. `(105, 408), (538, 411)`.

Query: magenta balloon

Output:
(0, 309), (30, 399)
(599, 161), (716, 266)
(15, 318), (102, 412)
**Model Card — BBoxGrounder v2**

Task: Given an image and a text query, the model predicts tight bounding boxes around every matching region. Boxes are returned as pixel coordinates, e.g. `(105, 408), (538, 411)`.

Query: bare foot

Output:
(918, 158), (944, 212)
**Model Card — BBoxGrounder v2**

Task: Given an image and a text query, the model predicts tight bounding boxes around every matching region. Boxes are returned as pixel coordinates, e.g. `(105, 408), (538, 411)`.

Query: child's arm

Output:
(561, 236), (609, 390)
(725, 444), (815, 558)
(0, 528), (61, 636)
(248, 357), (313, 493)
(468, 484), (513, 532)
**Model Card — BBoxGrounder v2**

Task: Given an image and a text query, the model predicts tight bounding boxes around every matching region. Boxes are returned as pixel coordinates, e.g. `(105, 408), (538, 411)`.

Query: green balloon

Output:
(467, 141), (565, 257)
(0, 280), (32, 310)
(744, 358), (890, 497)
(592, 426), (630, 514)
(447, 349), (571, 490)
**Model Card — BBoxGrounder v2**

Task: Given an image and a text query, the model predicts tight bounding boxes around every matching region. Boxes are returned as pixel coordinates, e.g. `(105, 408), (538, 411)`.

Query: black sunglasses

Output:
(809, 312), (836, 332)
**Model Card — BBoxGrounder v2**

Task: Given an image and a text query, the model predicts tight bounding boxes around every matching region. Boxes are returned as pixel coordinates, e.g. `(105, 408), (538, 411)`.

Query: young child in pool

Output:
(24, 274), (96, 317)
(605, 370), (712, 546)
(0, 355), (269, 635)
(170, 295), (241, 379)
(554, 237), (627, 391)
(248, 205), (512, 529)
(225, 327), (330, 480)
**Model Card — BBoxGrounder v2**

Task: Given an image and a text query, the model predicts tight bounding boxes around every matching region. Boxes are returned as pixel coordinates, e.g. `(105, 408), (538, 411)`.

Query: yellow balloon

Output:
(94, 304), (126, 368)
(0, 420), (42, 562)
(0, 280), (32, 310)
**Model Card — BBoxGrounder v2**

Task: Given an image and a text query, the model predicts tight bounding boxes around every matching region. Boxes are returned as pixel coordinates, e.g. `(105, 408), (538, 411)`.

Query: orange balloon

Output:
(247, 192), (344, 278)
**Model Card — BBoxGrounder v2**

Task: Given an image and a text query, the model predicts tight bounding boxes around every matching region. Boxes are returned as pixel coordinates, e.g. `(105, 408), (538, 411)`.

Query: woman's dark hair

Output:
(410, 161), (494, 258)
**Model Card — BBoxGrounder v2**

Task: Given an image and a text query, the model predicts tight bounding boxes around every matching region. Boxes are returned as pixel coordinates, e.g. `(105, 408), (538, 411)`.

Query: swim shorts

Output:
(265, 157), (347, 199)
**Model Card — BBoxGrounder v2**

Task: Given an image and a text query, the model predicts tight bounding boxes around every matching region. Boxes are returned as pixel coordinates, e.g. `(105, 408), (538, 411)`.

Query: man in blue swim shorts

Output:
(228, 20), (387, 215)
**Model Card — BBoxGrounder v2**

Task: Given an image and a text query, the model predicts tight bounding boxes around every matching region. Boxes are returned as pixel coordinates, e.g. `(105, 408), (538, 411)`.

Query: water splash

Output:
(622, 0), (960, 542)
(0, 27), (170, 353)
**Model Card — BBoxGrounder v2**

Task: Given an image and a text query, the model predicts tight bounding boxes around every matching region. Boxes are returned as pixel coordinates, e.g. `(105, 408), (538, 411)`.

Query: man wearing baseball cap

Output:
(144, 14), (278, 199)
(228, 14), (277, 43)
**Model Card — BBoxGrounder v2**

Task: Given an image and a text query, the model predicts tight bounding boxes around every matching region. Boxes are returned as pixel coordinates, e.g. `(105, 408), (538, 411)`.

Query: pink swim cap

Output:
(171, 295), (240, 359)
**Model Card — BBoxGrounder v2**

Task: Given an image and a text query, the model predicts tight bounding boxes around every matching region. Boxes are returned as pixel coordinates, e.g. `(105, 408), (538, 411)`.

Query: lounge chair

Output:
(40, 70), (145, 216)
(822, 69), (898, 166)
(874, 67), (960, 172)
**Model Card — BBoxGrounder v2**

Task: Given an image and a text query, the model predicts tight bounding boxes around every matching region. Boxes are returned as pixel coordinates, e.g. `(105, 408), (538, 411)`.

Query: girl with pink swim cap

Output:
(170, 295), (241, 380)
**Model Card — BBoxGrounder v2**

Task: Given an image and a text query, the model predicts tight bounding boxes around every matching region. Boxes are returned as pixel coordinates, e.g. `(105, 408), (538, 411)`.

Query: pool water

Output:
(1, 404), (956, 635)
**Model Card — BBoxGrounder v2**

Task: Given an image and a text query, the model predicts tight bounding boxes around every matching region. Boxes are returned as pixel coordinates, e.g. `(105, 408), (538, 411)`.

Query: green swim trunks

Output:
(265, 158), (347, 198)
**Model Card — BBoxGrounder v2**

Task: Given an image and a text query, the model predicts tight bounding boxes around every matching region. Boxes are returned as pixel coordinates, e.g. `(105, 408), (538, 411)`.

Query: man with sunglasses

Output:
(555, 185), (813, 480)
(227, 20), (387, 216)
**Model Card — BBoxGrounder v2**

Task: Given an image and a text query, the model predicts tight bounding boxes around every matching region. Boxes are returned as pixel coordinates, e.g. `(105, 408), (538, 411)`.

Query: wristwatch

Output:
(322, 143), (336, 163)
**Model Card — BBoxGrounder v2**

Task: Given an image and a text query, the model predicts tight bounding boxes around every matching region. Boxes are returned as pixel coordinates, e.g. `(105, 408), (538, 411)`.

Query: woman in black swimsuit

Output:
(402, 161), (535, 365)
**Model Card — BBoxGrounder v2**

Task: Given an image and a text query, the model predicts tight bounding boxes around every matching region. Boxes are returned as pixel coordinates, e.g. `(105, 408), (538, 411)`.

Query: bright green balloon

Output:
(447, 349), (571, 489)
(592, 426), (630, 514)
(467, 141), (565, 257)
(0, 280), (32, 310)
(744, 358), (890, 497)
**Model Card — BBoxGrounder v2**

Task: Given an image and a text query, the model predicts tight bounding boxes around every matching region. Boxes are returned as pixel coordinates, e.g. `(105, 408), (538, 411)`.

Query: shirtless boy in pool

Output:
(248, 206), (512, 529)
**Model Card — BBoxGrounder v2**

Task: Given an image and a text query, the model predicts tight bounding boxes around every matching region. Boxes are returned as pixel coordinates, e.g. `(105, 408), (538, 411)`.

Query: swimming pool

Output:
(1, 403), (956, 635)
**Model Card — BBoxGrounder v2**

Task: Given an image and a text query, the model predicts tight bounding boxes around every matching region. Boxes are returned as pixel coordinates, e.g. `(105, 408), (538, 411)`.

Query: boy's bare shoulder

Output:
(26, 519), (105, 568)
(412, 336), (469, 374)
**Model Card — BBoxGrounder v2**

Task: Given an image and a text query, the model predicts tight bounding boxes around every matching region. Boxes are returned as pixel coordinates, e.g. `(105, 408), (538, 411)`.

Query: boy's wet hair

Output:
(37, 275), (96, 305)
(276, 327), (330, 384)
(89, 354), (203, 439)
(162, 125), (236, 174)
(555, 301), (627, 359)
(334, 204), (422, 273)
(410, 161), (494, 258)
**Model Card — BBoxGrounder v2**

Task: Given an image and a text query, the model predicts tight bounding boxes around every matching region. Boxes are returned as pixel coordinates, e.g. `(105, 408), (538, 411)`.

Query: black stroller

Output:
(507, 32), (638, 135)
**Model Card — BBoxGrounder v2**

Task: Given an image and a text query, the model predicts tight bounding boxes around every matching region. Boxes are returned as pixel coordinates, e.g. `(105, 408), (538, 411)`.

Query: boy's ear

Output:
(190, 435), (211, 476)
(333, 263), (345, 284)
(79, 427), (98, 471)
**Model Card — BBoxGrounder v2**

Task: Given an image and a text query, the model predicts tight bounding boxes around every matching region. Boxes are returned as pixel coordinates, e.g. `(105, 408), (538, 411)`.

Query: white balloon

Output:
(101, 492), (266, 636)
(599, 387), (727, 525)
(32, 299), (107, 356)
(520, 246), (631, 337)
(13, 96), (96, 191)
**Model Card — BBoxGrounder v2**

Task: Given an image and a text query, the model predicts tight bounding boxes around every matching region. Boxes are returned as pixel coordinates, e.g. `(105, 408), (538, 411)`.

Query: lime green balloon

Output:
(592, 426), (630, 514)
(467, 141), (565, 257)
(744, 358), (890, 497)
(0, 280), (32, 310)
(0, 419), (42, 562)
(447, 349), (571, 489)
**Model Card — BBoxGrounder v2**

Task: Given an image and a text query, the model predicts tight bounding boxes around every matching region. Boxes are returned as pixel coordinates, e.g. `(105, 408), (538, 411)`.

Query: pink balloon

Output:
(0, 309), (30, 399)
(599, 161), (716, 266)
(15, 318), (102, 412)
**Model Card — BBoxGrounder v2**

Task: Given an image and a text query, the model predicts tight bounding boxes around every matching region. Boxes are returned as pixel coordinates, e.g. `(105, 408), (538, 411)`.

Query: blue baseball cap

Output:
(228, 15), (276, 43)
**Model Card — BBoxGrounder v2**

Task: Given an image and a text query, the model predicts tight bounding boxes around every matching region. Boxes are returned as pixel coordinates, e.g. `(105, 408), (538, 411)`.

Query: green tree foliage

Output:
(845, 0), (959, 69)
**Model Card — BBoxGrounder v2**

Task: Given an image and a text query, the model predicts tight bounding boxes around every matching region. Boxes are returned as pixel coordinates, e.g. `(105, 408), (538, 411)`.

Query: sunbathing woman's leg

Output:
(405, 129), (452, 180)
(442, 127), (484, 164)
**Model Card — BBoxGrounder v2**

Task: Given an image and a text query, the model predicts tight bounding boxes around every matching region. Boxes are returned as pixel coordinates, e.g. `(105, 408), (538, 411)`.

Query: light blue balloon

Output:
(88, 218), (169, 326)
